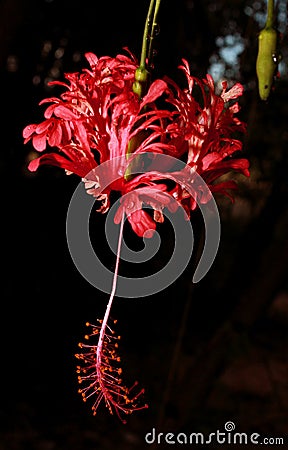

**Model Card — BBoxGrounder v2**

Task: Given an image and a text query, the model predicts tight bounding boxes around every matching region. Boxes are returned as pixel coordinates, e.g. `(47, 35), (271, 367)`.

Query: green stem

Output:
(140, 0), (156, 69)
(133, 0), (162, 99)
(266, 0), (275, 28)
(128, 0), (162, 176)
(147, 0), (162, 67)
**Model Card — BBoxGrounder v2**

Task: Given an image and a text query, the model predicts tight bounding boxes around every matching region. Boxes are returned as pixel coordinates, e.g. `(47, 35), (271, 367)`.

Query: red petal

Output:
(28, 157), (40, 172)
(32, 134), (47, 151)
(141, 80), (167, 107)
(128, 210), (156, 238)
(36, 120), (51, 134)
(114, 205), (124, 225)
(85, 52), (99, 69)
(27, 152), (88, 176)
(48, 122), (62, 147)
(22, 124), (37, 139)
(54, 105), (79, 120)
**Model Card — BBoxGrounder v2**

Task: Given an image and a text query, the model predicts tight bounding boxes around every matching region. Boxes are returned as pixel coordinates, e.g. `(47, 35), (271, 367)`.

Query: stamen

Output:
(75, 211), (148, 422)
(75, 320), (148, 422)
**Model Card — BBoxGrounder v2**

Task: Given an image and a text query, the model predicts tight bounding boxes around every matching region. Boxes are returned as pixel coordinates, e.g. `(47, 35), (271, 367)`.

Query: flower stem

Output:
(76, 211), (147, 420)
(140, 0), (156, 70)
(266, 0), (275, 29)
(133, 0), (162, 99)
(96, 211), (125, 360)
(147, 0), (162, 67)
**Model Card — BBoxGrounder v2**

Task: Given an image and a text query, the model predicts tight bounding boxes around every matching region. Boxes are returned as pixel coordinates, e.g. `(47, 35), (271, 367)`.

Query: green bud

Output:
(256, 27), (278, 101)
(135, 67), (149, 83)
(132, 81), (142, 98)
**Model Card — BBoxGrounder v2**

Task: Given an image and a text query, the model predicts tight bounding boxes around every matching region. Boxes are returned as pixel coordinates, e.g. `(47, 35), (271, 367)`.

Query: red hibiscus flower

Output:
(23, 47), (250, 422)
(23, 50), (249, 239)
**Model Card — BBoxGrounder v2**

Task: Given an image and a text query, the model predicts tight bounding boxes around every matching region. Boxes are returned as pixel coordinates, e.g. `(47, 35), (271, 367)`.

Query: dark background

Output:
(1, 0), (288, 448)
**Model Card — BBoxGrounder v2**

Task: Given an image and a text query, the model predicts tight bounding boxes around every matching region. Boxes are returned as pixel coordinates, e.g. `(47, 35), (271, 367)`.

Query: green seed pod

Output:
(256, 27), (278, 101)
(132, 67), (150, 99)
(135, 67), (149, 83)
(132, 80), (142, 98)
